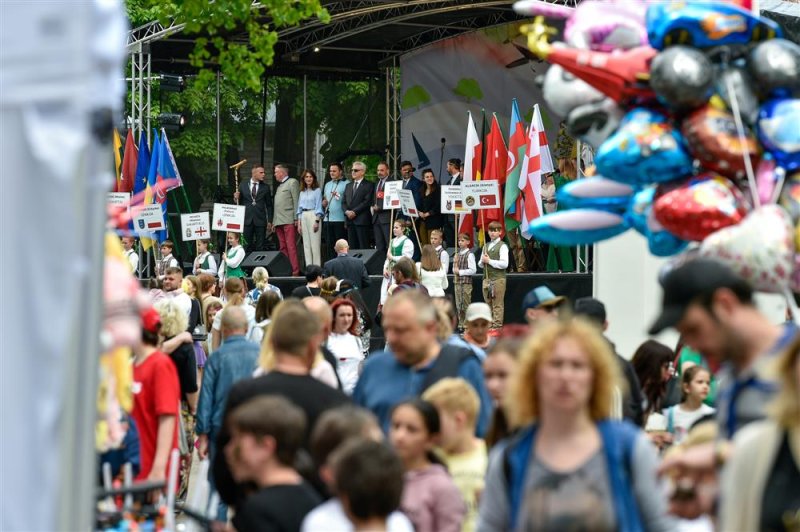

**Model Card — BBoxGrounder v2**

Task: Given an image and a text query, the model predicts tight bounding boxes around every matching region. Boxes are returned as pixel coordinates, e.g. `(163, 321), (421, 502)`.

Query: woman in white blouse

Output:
(326, 299), (364, 394)
(380, 220), (414, 305)
(416, 244), (448, 297)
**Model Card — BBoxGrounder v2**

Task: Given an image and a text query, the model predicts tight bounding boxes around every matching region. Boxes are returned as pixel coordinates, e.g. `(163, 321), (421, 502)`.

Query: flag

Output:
(154, 128), (182, 243)
(519, 104), (545, 240)
(141, 129), (161, 251)
(112, 128), (123, 192)
(129, 132), (151, 232)
(459, 111), (482, 237)
(119, 130), (137, 194)
(412, 132), (431, 169)
(537, 108), (555, 174)
(504, 99), (527, 231)
(478, 113), (507, 232)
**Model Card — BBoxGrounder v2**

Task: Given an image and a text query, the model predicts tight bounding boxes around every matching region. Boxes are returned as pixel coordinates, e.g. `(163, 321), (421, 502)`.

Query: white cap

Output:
(465, 302), (492, 323)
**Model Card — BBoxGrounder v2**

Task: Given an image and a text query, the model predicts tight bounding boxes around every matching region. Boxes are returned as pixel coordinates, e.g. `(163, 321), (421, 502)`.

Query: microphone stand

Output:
(438, 137), (446, 182)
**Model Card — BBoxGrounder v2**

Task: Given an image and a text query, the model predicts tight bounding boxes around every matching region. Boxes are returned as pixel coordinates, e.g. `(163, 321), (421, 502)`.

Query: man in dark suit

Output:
(370, 161), (394, 256)
(342, 160), (375, 249)
(399, 160), (423, 259)
(442, 158), (462, 246)
(323, 239), (371, 289)
(233, 165), (271, 252)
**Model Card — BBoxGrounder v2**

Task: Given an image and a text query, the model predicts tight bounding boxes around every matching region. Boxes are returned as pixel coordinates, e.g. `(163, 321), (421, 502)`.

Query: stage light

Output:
(158, 113), (186, 133)
(313, 46), (321, 53)
(160, 74), (184, 93)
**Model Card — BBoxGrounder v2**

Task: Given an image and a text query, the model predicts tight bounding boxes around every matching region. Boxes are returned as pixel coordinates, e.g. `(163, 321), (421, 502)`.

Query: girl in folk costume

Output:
(219, 232), (246, 295)
(380, 220), (414, 305)
(193, 239), (217, 277)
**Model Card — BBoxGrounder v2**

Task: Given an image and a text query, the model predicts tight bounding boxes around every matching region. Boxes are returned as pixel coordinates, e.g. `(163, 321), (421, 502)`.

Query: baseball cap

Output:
(648, 259), (752, 335)
(465, 302), (493, 323)
(522, 286), (566, 311)
(141, 307), (162, 334)
(574, 297), (607, 326)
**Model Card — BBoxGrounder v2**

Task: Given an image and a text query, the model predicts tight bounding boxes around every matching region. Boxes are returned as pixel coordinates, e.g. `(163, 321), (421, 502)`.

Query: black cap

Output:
(574, 297), (606, 326)
(648, 259), (752, 335)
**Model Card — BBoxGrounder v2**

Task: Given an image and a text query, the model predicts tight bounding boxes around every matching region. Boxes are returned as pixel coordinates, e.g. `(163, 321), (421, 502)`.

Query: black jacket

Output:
(238, 179), (271, 226)
(342, 179), (375, 226)
(323, 254), (371, 289)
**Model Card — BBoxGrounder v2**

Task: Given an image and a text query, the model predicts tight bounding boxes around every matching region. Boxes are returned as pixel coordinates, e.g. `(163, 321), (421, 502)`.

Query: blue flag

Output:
(412, 132), (431, 169)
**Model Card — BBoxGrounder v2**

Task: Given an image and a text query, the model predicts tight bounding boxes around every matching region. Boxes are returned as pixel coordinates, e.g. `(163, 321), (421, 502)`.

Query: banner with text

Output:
(181, 212), (211, 241)
(398, 189), (419, 218)
(462, 181), (500, 210)
(212, 203), (245, 233)
(383, 181), (403, 210)
(441, 185), (469, 214)
(132, 204), (165, 233)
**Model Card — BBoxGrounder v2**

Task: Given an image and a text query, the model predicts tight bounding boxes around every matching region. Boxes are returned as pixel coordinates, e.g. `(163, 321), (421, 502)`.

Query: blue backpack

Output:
(503, 419), (644, 532)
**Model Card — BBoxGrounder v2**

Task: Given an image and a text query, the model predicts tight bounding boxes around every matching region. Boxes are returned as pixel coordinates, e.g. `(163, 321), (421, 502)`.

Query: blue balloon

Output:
(758, 98), (800, 172)
(557, 177), (635, 212)
(596, 108), (694, 186)
(647, 229), (688, 257)
(625, 187), (656, 235)
(625, 186), (688, 256)
(528, 209), (629, 246)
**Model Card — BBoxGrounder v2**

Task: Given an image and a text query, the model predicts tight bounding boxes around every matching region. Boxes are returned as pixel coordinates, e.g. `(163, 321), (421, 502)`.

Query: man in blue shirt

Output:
(353, 290), (492, 436)
(322, 162), (347, 261)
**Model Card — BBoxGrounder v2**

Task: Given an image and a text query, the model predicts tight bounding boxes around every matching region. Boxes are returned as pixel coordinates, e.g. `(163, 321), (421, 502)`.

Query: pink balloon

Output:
(756, 156), (777, 205)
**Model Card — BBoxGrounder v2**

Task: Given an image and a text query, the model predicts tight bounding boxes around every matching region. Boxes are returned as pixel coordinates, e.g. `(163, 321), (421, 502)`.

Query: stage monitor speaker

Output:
(241, 251), (292, 277)
(348, 249), (384, 275)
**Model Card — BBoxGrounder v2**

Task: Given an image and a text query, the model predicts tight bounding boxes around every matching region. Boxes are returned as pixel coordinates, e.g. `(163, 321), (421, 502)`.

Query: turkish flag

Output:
(480, 194), (497, 206)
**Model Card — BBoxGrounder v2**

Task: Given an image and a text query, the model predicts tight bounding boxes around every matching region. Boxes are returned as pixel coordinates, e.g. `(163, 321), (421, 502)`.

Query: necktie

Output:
(379, 178), (385, 192)
(251, 182), (257, 199)
(354, 181), (359, 194)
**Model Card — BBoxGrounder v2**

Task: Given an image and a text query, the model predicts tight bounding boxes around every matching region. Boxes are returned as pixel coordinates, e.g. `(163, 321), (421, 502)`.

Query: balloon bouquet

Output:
(514, 0), (800, 298)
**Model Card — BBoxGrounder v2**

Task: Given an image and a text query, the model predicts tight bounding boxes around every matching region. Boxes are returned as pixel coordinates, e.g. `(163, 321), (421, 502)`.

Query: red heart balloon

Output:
(682, 106), (760, 180)
(653, 173), (749, 241)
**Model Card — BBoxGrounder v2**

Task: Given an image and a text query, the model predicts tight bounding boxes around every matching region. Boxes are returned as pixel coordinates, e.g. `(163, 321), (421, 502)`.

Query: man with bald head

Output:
(303, 296), (343, 391)
(322, 239), (371, 289)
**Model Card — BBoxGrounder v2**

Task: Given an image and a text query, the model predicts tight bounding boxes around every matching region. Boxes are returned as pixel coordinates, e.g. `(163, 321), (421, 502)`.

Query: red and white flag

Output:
(519, 104), (546, 240)
(459, 112), (482, 236)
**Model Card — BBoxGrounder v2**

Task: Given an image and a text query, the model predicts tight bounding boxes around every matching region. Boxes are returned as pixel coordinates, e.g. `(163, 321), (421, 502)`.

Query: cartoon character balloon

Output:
(682, 105), (760, 180)
(758, 98), (800, 172)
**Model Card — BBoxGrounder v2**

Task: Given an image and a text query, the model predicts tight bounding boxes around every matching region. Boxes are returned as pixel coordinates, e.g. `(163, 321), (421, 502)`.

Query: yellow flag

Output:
(112, 128), (122, 191)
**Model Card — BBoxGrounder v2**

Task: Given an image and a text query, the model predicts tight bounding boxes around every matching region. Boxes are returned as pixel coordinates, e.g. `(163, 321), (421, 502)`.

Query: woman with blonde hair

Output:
(246, 266), (283, 305)
(478, 318), (672, 532)
(252, 300), (339, 389)
(719, 335), (800, 531)
(155, 299), (199, 412)
(416, 244), (448, 297)
(211, 277), (256, 351)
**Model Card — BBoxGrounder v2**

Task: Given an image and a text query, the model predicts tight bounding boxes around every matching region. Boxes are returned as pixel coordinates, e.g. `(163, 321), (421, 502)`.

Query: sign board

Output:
(440, 185), (469, 214)
(462, 181), (500, 210)
(132, 204), (165, 233)
(107, 192), (131, 220)
(383, 180), (403, 210)
(180, 212), (211, 241)
(212, 203), (246, 233)
(398, 189), (419, 218)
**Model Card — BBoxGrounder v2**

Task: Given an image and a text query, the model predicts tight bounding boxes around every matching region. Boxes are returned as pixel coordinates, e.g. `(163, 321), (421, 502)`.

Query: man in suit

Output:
(342, 160), (375, 250)
(442, 158), (462, 246)
(272, 163), (301, 276)
(233, 165), (271, 252)
(323, 239), (371, 289)
(399, 160), (423, 259)
(370, 161), (394, 256)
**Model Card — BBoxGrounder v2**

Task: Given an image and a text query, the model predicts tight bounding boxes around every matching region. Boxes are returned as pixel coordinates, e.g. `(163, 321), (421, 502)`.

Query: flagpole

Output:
(411, 216), (423, 251)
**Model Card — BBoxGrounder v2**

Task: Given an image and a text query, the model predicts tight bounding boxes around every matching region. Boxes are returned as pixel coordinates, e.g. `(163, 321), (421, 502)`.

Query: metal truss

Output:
(129, 42), (152, 144)
(385, 60), (400, 176)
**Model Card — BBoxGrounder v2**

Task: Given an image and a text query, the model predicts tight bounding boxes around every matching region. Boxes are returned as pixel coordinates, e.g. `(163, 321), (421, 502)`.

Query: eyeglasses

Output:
(351, 169), (363, 173)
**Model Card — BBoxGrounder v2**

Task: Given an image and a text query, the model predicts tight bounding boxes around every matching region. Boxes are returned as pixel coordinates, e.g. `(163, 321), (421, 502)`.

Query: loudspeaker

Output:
(348, 249), (384, 275)
(241, 251), (292, 277)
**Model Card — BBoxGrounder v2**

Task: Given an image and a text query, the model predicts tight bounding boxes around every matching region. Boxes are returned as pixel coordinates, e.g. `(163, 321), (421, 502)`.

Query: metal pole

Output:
(303, 74), (308, 170)
(392, 57), (399, 176)
(386, 67), (390, 169)
(146, 51), (151, 139)
(130, 51), (135, 138)
(260, 73), (268, 167)
(216, 71), (221, 187)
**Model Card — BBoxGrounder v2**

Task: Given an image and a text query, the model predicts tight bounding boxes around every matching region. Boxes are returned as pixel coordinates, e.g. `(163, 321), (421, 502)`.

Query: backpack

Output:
(503, 420), (643, 532)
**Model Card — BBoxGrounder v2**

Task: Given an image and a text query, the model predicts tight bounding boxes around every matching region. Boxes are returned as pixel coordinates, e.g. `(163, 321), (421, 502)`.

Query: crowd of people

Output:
(108, 245), (800, 531)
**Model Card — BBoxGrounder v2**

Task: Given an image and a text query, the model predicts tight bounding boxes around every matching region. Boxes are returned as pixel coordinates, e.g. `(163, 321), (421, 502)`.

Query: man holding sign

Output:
(371, 161), (394, 256)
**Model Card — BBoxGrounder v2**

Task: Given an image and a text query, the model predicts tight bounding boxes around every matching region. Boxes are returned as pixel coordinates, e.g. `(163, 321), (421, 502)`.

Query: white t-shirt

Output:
(301, 499), (414, 532)
(326, 332), (364, 395)
(212, 303), (256, 337)
(664, 403), (716, 445)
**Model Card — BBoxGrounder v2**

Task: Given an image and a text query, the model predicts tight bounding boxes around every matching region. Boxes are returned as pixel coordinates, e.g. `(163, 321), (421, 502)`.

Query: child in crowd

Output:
(155, 240), (179, 280)
(483, 338), (522, 448)
(381, 220), (414, 305)
(416, 244), (448, 297)
(663, 366), (715, 445)
(333, 439), (406, 532)
(389, 399), (465, 532)
(302, 406), (414, 532)
(453, 232), (476, 330)
(429, 229), (449, 274)
(478, 221), (508, 329)
(225, 395), (322, 532)
(193, 238), (218, 276)
(422, 378), (487, 532)
(220, 232), (246, 291)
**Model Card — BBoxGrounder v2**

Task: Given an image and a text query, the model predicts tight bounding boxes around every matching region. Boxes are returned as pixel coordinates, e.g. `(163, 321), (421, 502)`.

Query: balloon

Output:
(514, 0), (648, 52)
(528, 209), (628, 246)
(647, 221), (689, 257)
(646, 2), (782, 51)
(625, 187), (688, 256)
(758, 98), (800, 172)
(653, 173), (749, 242)
(756, 154), (778, 206)
(566, 97), (625, 150)
(778, 171), (800, 224)
(596, 108), (694, 186)
(747, 39), (800, 97)
(682, 105), (760, 180)
(542, 63), (605, 117)
(557, 176), (635, 211)
(649, 46), (714, 110)
(716, 66), (760, 125)
(699, 205), (795, 293)
(791, 254), (800, 293)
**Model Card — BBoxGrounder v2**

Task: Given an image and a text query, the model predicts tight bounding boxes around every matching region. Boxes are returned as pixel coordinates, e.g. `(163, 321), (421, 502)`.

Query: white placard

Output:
(132, 204), (165, 233)
(398, 189), (419, 218)
(462, 181), (500, 210)
(212, 203), (246, 233)
(440, 185), (469, 214)
(383, 180), (403, 210)
(107, 192), (131, 219)
(180, 212), (211, 241)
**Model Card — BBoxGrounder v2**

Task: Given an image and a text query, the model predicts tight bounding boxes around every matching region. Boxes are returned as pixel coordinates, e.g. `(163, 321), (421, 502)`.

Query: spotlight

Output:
(158, 113), (186, 133)
(160, 74), (184, 93)
(313, 46), (321, 53)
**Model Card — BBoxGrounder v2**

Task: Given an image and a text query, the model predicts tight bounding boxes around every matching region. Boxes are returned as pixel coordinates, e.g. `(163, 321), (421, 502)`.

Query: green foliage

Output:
(453, 78), (483, 102)
(126, 0), (330, 91)
(402, 85), (431, 110)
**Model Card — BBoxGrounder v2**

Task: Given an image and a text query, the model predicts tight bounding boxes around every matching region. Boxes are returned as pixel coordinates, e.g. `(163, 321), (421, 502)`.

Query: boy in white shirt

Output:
(478, 222), (508, 329)
(429, 229), (449, 274)
(453, 232), (476, 331)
